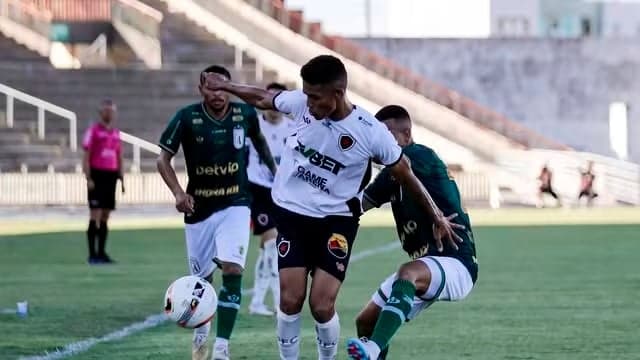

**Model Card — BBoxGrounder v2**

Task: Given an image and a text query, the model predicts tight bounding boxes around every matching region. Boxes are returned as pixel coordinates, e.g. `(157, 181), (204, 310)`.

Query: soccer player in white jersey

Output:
(247, 82), (291, 316)
(205, 55), (461, 360)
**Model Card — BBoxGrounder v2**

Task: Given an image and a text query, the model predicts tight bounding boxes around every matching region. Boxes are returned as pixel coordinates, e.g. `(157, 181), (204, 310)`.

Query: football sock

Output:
(193, 321), (210, 347)
(250, 249), (268, 308)
(264, 238), (280, 306)
(315, 312), (340, 360)
(87, 220), (97, 258)
(370, 279), (416, 350)
(277, 310), (302, 360)
(379, 346), (389, 359)
(97, 221), (108, 256)
(216, 273), (242, 340)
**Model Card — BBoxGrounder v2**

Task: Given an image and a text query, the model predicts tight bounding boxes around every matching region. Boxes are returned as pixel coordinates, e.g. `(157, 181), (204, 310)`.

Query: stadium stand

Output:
(1, 0), (638, 207)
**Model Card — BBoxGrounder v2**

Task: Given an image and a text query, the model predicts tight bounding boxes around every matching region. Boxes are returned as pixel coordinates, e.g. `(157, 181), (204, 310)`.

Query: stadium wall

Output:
(353, 38), (640, 161)
(0, 172), (491, 206)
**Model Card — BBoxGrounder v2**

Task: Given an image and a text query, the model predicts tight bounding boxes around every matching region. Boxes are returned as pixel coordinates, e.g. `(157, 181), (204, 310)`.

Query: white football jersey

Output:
(272, 90), (402, 218)
(247, 114), (293, 188)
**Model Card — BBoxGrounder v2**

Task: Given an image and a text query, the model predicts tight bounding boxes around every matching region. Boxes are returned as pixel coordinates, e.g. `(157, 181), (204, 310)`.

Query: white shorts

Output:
(371, 256), (474, 320)
(184, 206), (251, 278)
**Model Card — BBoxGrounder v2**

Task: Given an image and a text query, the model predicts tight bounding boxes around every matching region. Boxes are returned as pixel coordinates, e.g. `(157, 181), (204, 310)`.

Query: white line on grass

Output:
(20, 241), (399, 360)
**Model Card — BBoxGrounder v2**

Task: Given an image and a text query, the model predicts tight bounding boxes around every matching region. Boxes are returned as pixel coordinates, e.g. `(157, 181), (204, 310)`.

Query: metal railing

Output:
(1, 83), (77, 152)
(119, 131), (160, 172)
(244, 0), (569, 151)
(0, 83), (163, 171)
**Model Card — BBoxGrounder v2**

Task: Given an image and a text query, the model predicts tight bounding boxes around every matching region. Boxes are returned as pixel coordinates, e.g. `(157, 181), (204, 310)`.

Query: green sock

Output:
(216, 273), (242, 340)
(370, 279), (415, 350)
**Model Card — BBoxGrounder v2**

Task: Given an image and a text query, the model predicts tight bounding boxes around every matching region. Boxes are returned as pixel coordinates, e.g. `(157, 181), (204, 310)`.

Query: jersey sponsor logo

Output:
(358, 116), (373, 127)
(278, 336), (299, 345)
(232, 107), (242, 114)
(192, 118), (203, 125)
(233, 126), (245, 149)
(278, 238), (290, 257)
(410, 246), (428, 260)
(232, 115), (244, 122)
(295, 166), (330, 194)
(302, 115), (311, 124)
(339, 134), (355, 151)
(193, 185), (239, 197)
(195, 162), (239, 176)
(196, 136), (204, 144)
(294, 141), (346, 175)
(327, 233), (349, 259)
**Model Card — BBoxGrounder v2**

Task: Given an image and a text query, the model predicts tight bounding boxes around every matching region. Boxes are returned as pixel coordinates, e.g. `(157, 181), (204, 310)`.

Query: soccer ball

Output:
(164, 275), (217, 328)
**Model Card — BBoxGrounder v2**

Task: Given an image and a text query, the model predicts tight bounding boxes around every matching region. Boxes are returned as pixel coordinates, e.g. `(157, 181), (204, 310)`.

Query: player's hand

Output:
(204, 72), (229, 91)
(432, 213), (465, 252)
(175, 191), (195, 214)
(87, 179), (95, 191)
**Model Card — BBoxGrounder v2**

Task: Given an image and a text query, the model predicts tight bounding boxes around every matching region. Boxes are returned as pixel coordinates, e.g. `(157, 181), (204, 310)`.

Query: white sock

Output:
(315, 313), (340, 360)
(251, 248), (269, 308)
(264, 238), (280, 307)
(277, 310), (302, 360)
(214, 337), (229, 349)
(192, 321), (210, 348)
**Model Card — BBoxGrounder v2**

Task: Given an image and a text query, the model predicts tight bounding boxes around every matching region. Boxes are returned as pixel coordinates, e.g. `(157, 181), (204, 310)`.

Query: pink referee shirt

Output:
(82, 123), (121, 171)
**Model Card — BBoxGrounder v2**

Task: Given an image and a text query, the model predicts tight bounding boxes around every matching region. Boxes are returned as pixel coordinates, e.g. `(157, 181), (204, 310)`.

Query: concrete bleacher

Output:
(354, 38), (640, 162)
(0, 1), (281, 172)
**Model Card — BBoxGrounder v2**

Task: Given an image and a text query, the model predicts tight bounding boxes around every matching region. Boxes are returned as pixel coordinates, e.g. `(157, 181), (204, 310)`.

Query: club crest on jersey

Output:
(257, 213), (269, 226)
(338, 134), (355, 151)
(278, 239), (290, 257)
(327, 233), (349, 259)
(233, 126), (245, 149)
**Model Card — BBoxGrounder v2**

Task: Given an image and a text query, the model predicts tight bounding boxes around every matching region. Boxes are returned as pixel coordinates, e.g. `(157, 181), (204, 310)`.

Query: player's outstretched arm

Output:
(250, 131), (277, 176)
(205, 73), (276, 110)
(157, 150), (194, 214)
(388, 156), (464, 251)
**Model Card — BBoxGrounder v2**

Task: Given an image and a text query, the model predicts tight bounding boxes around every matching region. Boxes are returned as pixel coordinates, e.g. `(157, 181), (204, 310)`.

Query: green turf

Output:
(1, 225), (640, 359)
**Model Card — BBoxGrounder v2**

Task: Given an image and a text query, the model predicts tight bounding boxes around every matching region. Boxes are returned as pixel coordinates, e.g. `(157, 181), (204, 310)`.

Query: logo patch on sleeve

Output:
(327, 233), (349, 259)
(338, 134), (355, 151)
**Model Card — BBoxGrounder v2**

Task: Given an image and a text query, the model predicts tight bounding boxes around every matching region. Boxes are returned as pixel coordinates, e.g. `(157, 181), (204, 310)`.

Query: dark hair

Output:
(300, 55), (347, 87)
(266, 82), (287, 91)
(100, 98), (115, 107)
(375, 105), (411, 122)
(200, 65), (231, 84)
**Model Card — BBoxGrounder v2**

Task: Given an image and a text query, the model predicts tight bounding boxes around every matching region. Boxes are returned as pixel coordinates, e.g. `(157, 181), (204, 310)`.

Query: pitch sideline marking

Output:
(20, 241), (400, 360)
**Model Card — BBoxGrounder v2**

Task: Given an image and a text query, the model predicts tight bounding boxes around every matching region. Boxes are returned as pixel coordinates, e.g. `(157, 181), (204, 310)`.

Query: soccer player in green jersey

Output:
(346, 105), (478, 360)
(157, 65), (276, 360)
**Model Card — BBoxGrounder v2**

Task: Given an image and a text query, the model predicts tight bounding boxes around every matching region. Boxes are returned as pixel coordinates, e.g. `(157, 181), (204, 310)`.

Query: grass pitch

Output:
(1, 210), (640, 359)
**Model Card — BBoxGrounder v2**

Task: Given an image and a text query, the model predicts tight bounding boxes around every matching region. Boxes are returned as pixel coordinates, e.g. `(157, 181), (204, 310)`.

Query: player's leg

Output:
(210, 206), (251, 359)
(277, 266), (308, 360)
(97, 171), (117, 263)
(274, 206), (311, 360)
(347, 256), (474, 359)
(249, 193), (278, 315)
(309, 217), (359, 360)
(97, 209), (113, 263)
(87, 208), (101, 264)
(185, 217), (217, 360)
(354, 301), (389, 359)
(86, 170), (102, 264)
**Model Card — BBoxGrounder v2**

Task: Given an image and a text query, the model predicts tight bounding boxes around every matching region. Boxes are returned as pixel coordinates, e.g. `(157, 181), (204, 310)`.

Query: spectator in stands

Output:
(82, 99), (123, 264)
(537, 164), (561, 208)
(578, 161), (598, 207)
